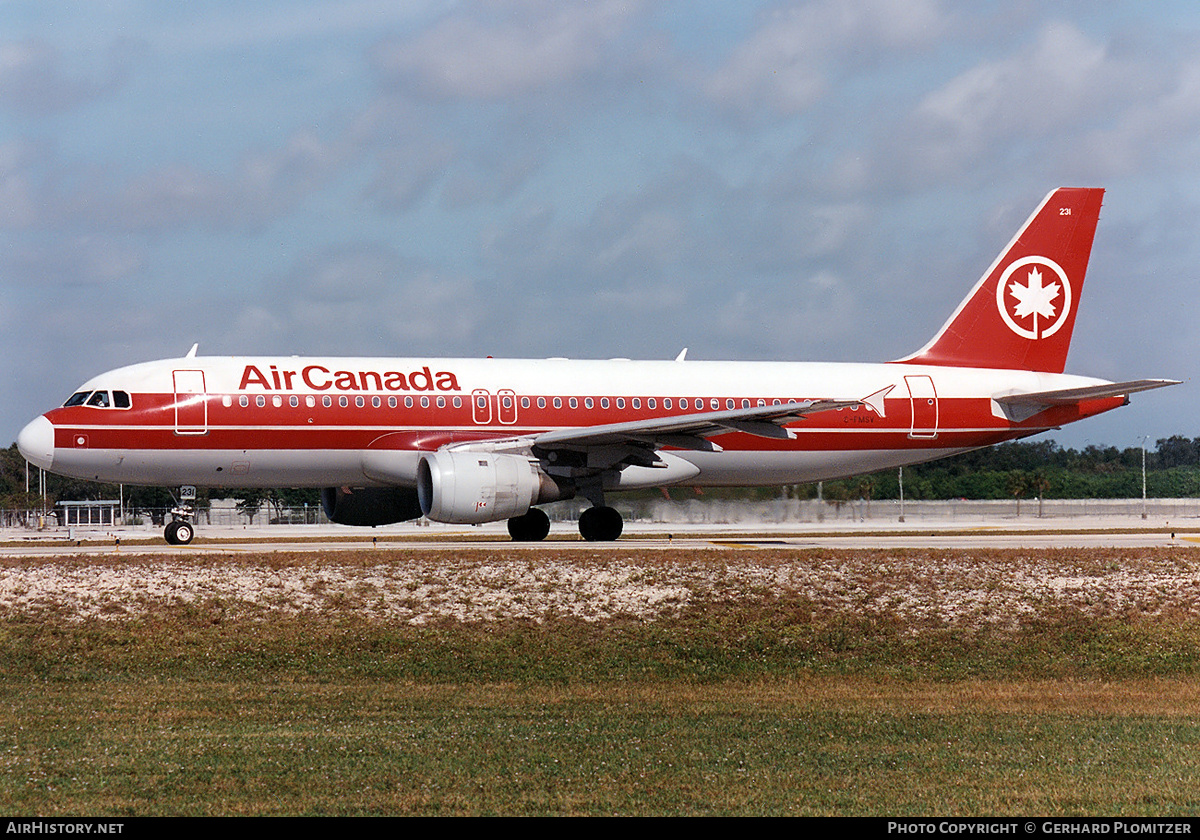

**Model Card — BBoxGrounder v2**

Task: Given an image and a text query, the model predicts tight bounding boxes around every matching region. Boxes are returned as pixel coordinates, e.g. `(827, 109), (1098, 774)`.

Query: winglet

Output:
(895, 188), (1104, 373)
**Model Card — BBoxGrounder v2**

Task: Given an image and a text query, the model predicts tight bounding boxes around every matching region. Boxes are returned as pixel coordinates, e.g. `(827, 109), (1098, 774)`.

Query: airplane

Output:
(16, 187), (1178, 544)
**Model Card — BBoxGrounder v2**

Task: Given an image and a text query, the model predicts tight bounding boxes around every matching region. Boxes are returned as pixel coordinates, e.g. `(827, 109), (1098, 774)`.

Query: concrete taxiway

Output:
(1, 516), (1196, 557)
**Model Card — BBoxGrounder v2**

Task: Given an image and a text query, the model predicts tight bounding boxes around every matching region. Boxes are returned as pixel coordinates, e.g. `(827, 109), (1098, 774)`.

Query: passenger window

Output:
(404, 396), (413, 408)
(616, 398), (625, 409)
(601, 397), (610, 409)
(339, 396), (348, 408)
(256, 395), (266, 407)
(647, 398), (656, 409)
(663, 398), (671, 409)
(420, 397), (429, 408)
(272, 395), (283, 407)
(290, 395), (300, 407)
(240, 395), (249, 407)
(355, 396), (365, 408)
(632, 398), (641, 409)
(436, 396), (445, 408)
(585, 397), (593, 409)
(453, 397), (462, 408)
(307, 395), (317, 408)
(372, 396), (381, 408)
(568, 397), (577, 409)
(553, 397), (562, 409)
(388, 396), (397, 408)
(323, 395), (332, 407)
(538, 397), (546, 409)
(222, 395), (232, 407)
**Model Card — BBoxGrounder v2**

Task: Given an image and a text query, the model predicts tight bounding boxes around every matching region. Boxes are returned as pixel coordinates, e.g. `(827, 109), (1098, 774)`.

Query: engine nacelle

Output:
(418, 450), (563, 524)
(320, 486), (423, 527)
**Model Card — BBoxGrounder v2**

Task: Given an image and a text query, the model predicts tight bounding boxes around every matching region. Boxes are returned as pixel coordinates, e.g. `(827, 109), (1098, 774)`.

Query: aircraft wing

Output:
(530, 397), (865, 453)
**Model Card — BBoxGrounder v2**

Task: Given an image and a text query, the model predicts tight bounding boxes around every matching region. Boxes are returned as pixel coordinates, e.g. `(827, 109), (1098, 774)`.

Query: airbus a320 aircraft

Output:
(17, 188), (1177, 544)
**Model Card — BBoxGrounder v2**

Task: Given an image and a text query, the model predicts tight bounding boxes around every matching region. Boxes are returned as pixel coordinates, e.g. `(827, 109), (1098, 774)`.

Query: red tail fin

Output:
(895, 187), (1104, 373)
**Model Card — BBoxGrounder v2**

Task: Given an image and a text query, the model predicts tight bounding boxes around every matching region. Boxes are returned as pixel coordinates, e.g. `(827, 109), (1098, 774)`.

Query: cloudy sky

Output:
(3, 0), (1198, 452)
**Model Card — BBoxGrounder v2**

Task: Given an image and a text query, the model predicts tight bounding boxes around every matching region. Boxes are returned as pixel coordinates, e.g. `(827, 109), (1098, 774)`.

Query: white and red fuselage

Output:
(20, 355), (1127, 489)
(16, 188), (1177, 542)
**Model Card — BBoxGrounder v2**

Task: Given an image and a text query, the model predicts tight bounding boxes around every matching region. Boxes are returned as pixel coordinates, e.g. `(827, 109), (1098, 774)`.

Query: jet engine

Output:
(417, 450), (567, 524)
(320, 485), (423, 526)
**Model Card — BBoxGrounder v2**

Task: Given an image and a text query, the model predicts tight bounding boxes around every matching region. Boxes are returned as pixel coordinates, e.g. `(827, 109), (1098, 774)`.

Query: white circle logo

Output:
(995, 256), (1071, 339)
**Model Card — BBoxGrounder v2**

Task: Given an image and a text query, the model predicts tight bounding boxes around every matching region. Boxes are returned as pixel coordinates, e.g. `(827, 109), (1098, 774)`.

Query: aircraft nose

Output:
(17, 416), (55, 471)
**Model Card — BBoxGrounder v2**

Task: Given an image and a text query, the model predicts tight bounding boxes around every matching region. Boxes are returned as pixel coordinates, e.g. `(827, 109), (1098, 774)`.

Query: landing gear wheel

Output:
(164, 520), (194, 545)
(507, 508), (551, 541)
(578, 505), (623, 542)
(173, 521), (194, 545)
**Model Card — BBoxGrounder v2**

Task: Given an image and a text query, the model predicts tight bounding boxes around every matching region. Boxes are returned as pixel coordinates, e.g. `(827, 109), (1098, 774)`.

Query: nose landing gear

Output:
(164, 485), (197, 545)
(164, 519), (194, 545)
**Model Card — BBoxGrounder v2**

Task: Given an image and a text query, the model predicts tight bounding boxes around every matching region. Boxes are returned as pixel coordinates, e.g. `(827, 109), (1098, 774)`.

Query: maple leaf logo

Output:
(995, 257), (1072, 340)
(1009, 267), (1060, 322)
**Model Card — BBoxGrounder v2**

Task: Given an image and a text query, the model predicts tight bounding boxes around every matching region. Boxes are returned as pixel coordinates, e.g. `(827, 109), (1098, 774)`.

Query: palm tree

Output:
(1005, 471), (1028, 516)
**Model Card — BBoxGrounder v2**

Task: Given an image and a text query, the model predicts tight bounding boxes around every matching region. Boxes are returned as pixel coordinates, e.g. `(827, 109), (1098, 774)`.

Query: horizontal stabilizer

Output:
(992, 379), (1179, 423)
(994, 379), (1180, 406)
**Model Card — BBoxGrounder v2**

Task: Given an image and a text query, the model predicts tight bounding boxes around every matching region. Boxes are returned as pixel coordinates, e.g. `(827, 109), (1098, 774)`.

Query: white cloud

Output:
(5, 236), (142, 287)
(0, 39), (111, 114)
(255, 245), (487, 355)
(372, 0), (645, 99)
(1072, 57), (1200, 178)
(705, 0), (947, 114)
(889, 21), (1154, 183)
(67, 130), (345, 233)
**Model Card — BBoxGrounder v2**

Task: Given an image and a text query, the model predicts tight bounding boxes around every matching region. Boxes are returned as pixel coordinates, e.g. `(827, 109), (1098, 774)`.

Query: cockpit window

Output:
(63, 390), (131, 409)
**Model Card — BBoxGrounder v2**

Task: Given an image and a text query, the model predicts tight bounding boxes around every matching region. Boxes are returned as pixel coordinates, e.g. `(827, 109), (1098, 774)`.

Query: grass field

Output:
(1, 546), (1199, 815)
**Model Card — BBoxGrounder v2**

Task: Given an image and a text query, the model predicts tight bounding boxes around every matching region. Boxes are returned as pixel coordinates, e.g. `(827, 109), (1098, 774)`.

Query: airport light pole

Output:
(1140, 435), (1148, 520)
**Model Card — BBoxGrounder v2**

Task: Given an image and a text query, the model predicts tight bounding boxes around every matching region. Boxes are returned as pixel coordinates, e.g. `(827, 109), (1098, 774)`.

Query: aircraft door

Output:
(905, 375), (938, 439)
(472, 389), (492, 424)
(497, 389), (518, 424)
(173, 370), (208, 435)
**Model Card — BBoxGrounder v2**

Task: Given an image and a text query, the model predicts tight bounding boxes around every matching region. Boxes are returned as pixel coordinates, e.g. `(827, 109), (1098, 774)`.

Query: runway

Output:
(1, 520), (1194, 557)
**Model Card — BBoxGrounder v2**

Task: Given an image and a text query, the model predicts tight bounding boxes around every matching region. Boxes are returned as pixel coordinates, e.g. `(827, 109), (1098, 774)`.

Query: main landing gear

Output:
(507, 508), (551, 541)
(164, 485), (197, 545)
(578, 505), (623, 542)
(504, 505), (624, 542)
